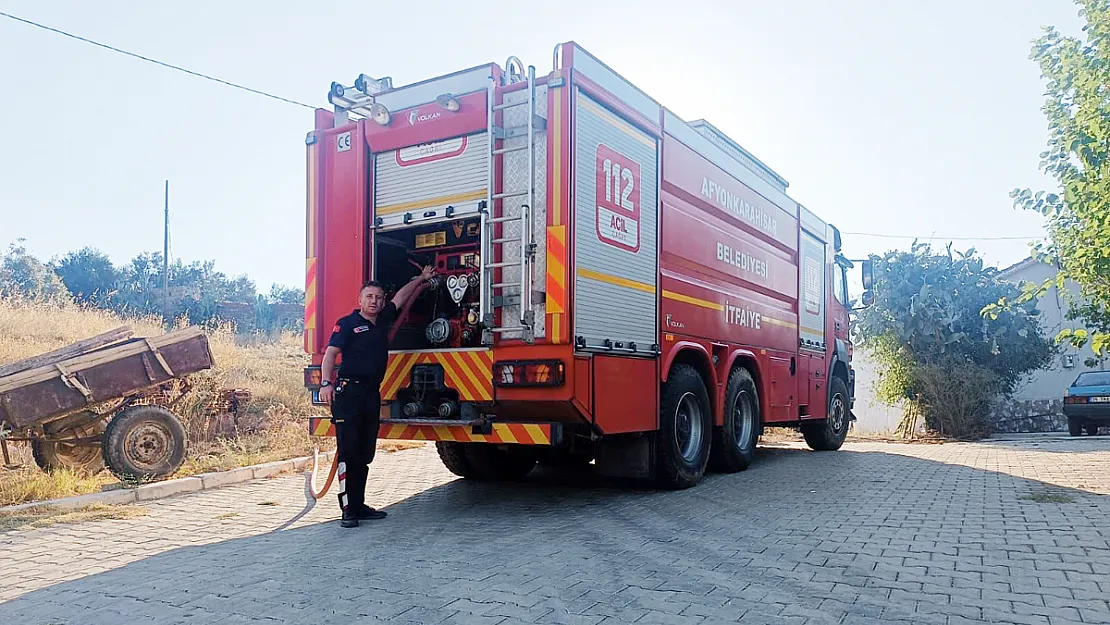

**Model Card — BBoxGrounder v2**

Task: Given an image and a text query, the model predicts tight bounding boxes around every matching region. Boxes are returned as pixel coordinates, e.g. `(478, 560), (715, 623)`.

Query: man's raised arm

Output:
(391, 265), (435, 309)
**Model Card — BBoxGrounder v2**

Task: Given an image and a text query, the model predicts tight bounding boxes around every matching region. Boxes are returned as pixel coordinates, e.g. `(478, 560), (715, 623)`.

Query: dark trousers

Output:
(331, 378), (381, 514)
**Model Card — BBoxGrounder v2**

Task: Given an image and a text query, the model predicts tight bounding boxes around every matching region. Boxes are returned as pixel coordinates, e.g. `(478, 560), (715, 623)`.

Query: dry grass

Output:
(0, 503), (149, 532)
(180, 420), (320, 475)
(0, 296), (315, 420)
(380, 440), (428, 453)
(0, 460), (117, 507)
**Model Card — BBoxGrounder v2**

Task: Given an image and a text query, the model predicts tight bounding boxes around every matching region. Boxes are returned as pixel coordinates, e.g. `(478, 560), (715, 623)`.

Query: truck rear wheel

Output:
(436, 441), (476, 477)
(32, 420), (106, 474)
(802, 376), (851, 451)
(436, 442), (537, 480)
(103, 405), (188, 480)
(656, 364), (712, 489)
(709, 367), (760, 473)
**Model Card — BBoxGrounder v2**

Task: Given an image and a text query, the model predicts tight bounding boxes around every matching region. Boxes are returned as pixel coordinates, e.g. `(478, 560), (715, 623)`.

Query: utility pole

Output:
(163, 180), (170, 322)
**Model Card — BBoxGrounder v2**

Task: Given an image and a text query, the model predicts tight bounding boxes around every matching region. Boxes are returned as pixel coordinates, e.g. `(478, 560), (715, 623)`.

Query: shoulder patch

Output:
(332, 324), (342, 333)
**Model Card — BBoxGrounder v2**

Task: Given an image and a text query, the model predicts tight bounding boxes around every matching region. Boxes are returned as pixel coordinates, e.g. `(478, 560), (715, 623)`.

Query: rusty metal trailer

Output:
(0, 325), (214, 480)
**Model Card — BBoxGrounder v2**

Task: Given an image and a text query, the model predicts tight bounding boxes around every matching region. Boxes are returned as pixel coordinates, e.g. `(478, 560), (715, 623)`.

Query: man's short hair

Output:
(360, 280), (385, 295)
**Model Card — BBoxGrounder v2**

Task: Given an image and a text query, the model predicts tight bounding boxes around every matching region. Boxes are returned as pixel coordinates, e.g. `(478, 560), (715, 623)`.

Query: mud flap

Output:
(594, 433), (653, 480)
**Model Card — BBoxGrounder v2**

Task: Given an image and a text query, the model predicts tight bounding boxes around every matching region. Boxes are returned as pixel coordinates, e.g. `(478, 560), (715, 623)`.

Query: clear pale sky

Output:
(0, 0), (1084, 292)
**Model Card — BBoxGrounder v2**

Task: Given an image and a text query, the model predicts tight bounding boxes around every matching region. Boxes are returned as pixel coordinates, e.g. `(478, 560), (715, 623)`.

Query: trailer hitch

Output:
(470, 417), (494, 436)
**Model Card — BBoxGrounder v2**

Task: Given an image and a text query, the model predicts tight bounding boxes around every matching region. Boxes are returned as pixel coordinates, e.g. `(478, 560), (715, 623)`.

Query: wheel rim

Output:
(734, 390), (755, 449)
(126, 421), (174, 471)
(51, 422), (104, 470)
(830, 393), (847, 435)
(674, 392), (705, 463)
(54, 442), (100, 468)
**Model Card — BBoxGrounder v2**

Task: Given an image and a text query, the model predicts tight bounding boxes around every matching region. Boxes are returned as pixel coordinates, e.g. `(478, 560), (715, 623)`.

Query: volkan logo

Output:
(408, 108), (442, 126)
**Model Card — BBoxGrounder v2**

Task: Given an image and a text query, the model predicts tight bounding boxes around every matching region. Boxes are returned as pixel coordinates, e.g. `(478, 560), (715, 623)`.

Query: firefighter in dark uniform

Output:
(318, 266), (434, 527)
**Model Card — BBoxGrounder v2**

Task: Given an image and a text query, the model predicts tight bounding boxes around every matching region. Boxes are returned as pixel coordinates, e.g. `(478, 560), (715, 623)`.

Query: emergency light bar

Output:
(328, 74), (395, 127)
(355, 73), (392, 96)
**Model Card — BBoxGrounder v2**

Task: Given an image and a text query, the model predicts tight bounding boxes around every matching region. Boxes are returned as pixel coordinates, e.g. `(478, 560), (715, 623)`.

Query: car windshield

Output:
(1073, 371), (1110, 387)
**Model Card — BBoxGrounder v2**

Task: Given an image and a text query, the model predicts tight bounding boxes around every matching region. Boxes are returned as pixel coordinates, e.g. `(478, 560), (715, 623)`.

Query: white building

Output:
(991, 257), (1103, 431)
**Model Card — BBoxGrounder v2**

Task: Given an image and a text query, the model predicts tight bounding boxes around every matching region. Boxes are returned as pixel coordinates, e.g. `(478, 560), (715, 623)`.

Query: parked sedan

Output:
(1063, 370), (1110, 436)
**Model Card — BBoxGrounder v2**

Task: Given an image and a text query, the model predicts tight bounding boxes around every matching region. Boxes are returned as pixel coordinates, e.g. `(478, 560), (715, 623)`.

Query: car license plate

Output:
(1091, 396), (1110, 403)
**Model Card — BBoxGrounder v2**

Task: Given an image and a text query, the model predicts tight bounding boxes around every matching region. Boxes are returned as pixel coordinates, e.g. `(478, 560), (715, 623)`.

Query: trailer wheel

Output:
(802, 376), (851, 451)
(31, 420), (106, 474)
(709, 367), (760, 473)
(656, 364), (712, 489)
(103, 405), (188, 480)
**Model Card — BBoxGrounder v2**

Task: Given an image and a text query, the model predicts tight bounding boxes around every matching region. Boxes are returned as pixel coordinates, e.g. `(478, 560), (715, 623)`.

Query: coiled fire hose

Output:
(308, 278), (432, 501)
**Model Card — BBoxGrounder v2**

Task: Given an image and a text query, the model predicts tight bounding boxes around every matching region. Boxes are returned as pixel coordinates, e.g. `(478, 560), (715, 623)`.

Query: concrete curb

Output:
(1, 450), (336, 514)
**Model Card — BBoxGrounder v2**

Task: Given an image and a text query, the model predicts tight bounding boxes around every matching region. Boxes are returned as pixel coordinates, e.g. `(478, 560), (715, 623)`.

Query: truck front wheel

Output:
(802, 376), (851, 451)
(656, 364), (712, 489)
(709, 367), (760, 473)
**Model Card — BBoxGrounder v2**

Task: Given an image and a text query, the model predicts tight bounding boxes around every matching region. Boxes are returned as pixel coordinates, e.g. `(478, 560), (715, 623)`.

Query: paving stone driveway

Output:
(2, 435), (1110, 625)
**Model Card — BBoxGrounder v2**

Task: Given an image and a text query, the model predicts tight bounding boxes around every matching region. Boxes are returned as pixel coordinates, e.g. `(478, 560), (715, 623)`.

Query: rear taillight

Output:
(1065, 395), (1088, 404)
(494, 360), (566, 387)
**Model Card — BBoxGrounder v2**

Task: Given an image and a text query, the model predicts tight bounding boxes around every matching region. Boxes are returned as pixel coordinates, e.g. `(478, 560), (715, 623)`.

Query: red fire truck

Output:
(303, 42), (873, 488)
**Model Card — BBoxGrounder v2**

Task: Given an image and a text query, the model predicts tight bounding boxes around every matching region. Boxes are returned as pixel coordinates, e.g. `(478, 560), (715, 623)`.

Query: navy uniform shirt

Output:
(327, 303), (398, 384)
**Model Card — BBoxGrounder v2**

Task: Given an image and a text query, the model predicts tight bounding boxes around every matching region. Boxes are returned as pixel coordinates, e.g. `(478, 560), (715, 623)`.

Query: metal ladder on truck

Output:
(479, 57), (546, 345)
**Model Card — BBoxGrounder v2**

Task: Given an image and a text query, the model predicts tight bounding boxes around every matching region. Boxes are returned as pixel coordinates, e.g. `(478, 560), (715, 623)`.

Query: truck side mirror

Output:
(861, 259), (874, 291)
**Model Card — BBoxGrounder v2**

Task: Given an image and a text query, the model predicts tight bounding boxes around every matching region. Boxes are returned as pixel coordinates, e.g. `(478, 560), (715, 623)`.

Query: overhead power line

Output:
(0, 10), (315, 109)
(0, 14), (1061, 246)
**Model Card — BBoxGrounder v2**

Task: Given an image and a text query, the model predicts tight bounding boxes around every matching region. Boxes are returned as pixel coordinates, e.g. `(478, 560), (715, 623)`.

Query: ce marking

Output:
(337, 131), (352, 152)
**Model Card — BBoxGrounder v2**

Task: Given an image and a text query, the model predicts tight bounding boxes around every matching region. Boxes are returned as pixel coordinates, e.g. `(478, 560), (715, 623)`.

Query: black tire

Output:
(655, 364), (713, 489)
(709, 367), (760, 473)
(31, 420), (106, 474)
(1086, 423), (1101, 436)
(802, 376), (851, 451)
(436, 442), (536, 480)
(102, 405), (187, 480)
(465, 444), (537, 481)
(436, 441), (476, 477)
(1069, 418), (1083, 437)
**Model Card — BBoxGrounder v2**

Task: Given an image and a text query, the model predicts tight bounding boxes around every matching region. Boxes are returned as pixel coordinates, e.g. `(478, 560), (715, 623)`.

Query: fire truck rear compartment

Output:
(374, 218), (483, 352)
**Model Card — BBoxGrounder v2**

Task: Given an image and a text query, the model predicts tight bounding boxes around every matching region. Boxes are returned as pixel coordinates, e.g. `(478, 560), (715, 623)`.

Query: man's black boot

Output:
(358, 504), (387, 520)
(340, 508), (359, 528)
